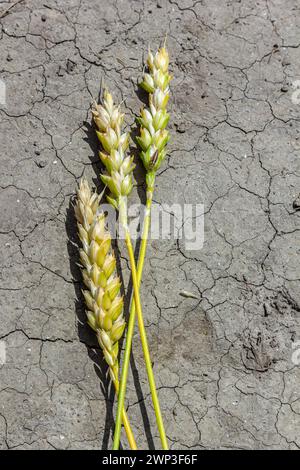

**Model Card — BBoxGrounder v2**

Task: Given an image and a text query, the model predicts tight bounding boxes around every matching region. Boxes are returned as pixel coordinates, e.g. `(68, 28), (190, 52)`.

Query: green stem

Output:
(111, 366), (138, 450)
(113, 182), (168, 450)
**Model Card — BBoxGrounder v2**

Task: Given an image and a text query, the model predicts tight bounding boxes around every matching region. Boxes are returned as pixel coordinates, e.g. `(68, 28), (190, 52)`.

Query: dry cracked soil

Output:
(0, 0), (300, 450)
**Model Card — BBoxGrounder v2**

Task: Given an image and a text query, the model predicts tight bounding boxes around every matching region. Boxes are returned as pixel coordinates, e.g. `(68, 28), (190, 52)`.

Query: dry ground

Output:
(0, 0), (300, 449)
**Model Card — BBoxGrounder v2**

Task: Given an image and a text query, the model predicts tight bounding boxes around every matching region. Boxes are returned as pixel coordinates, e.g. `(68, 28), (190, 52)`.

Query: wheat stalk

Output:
(125, 44), (172, 448)
(92, 91), (168, 450)
(75, 178), (137, 450)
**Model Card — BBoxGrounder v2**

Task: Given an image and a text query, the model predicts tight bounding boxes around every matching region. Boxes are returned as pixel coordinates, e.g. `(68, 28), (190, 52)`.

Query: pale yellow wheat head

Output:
(137, 45), (171, 191)
(92, 90), (135, 210)
(75, 178), (125, 382)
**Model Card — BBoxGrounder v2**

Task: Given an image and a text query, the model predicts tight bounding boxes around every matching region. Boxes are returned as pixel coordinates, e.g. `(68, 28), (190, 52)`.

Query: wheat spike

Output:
(75, 178), (125, 382)
(136, 45), (171, 192)
(75, 178), (137, 449)
(92, 90), (135, 211)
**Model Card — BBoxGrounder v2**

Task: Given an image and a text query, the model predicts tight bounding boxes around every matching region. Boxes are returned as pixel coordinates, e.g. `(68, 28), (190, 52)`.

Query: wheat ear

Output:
(137, 45), (171, 195)
(92, 92), (168, 450)
(124, 45), (172, 449)
(134, 45), (171, 301)
(121, 44), (171, 448)
(134, 46), (171, 316)
(75, 178), (137, 450)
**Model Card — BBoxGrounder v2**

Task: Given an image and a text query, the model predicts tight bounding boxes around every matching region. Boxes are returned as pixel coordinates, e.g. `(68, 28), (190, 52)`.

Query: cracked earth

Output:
(0, 0), (300, 450)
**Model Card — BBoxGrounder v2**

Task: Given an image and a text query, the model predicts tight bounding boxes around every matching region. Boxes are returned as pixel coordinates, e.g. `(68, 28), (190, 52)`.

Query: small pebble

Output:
(292, 194), (300, 211)
(179, 290), (199, 300)
(174, 122), (187, 134)
(57, 66), (64, 77)
(66, 59), (76, 73)
(36, 160), (47, 168)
